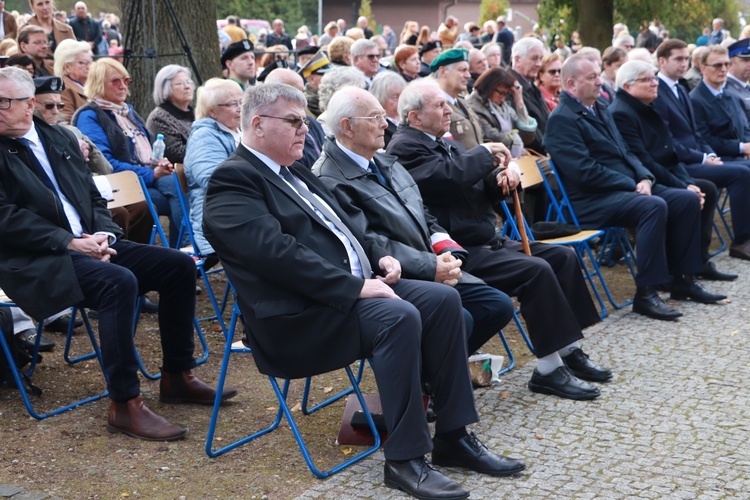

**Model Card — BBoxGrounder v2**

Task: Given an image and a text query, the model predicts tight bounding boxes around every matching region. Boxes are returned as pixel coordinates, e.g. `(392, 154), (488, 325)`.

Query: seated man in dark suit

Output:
(312, 86), (514, 356)
(202, 83), (526, 500)
(0, 67), (235, 441)
(653, 39), (750, 263)
(545, 54), (725, 322)
(387, 79), (611, 401)
(610, 60), (734, 283)
(509, 37), (549, 154)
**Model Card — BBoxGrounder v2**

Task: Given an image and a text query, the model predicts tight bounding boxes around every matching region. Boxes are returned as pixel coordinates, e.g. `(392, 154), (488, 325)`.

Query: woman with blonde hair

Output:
(53, 38), (92, 122)
(73, 58), (186, 247)
(400, 21), (418, 45)
(25, 0), (74, 54)
(328, 36), (355, 66)
(536, 53), (563, 112)
(183, 78), (243, 258)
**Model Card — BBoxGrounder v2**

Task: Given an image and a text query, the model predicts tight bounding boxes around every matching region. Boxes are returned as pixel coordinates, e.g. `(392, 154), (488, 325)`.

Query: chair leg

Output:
(301, 359), (368, 415)
(512, 309), (535, 355)
(495, 330), (516, 376)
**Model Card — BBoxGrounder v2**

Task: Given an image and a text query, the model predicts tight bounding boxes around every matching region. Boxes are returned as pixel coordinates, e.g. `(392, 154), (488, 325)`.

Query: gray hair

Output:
(561, 53), (596, 87)
(613, 34), (635, 49)
(616, 60), (655, 89)
(627, 47), (656, 66)
(369, 71), (406, 108)
(511, 37), (544, 60)
(318, 66), (367, 112)
(153, 64), (192, 106)
(53, 38), (92, 77)
(0, 66), (35, 97)
(577, 46), (601, 60)
(326, 87), (364, 136)
(195, 78), (242, 120)
(351, 38), (377, 57)
(398, 78), (440, 125)
(241, 83), (307, 131)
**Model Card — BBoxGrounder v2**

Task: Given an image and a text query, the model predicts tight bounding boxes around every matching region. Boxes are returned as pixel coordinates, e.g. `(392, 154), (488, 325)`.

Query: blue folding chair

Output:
(710, 187), (731, 257)
(542, 158), (637, 309)
(0, 294), (108, 420)
(205, 301), (381, 478)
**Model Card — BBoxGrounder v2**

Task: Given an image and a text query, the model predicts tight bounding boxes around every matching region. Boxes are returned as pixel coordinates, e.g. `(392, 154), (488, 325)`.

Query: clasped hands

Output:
(68, 233), (117, 262)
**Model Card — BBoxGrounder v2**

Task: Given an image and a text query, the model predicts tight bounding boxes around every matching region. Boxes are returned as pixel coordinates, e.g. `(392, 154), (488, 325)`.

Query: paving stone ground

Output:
(298, 254), (750, 499)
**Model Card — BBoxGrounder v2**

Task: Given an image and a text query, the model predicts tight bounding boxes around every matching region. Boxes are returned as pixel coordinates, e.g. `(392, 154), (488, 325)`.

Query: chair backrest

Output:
(543, 159), (582, 226)
(514, 155), (544, 190)
(174, 163), (189, 195)
(104, 171), (146, 209)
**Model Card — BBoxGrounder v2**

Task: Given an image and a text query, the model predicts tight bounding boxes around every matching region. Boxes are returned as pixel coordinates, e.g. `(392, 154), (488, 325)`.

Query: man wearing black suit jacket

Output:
(609, 60), (734, 283)
(545, 55), (725, 321)
(509, 37), (549, 154)
(652, 39), (750, 264)
(0, 67), (234, 441)
(202, 83), (525, 500)
(387, 79), (611, 401)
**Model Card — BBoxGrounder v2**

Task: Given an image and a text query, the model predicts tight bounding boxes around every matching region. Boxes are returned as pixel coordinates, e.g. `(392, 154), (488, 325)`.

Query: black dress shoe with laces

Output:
(671, 275), (726, 304)
(20, 329), (55, 352)
(43, 314), (82, 333)
(697, 261), (737, 281)
(528, 366), (600, 400)
(432, 432), (526, 476)
(632, 286), (683, 321)
(384, 458), (469, 500)
(562, 348), (612, 382)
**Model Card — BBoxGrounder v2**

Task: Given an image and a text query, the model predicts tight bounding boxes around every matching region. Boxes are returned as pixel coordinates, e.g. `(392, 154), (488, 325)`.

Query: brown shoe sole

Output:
(106, 424), (188, 441)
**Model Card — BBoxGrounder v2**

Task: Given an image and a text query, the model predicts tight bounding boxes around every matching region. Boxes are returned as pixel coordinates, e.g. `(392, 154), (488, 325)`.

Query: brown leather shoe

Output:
(159, 369), (238, 405)
(730, 240), (750, 261)
(107, 395), (187, 441)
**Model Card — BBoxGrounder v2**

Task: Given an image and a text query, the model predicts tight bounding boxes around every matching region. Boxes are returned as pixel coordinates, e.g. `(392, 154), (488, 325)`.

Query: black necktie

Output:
(279, 167), (372, 278)
(17, 137), (57, 194)
(368, 160), (388, 187)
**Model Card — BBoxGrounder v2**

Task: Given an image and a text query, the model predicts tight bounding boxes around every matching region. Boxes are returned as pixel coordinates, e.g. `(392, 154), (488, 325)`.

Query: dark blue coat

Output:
(690, 80), (750, 158)
(543, 92), (655, 228)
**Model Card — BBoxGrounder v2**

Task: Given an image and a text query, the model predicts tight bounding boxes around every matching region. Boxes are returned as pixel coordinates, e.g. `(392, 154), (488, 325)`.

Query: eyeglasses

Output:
(109, 76), (131, 87)
(363, 54), (380, 61)
(217, 101), (241, 109)
(633, 76), (658, 84)
(0, 96), (30, 110)
(547, 68), (561, 75)
(349, 112), (386, 122)
(259, 114), (309, 129)
(706, 61), (730, 69)
(40, 102), (65, 110)
(494, 88), (512, 98)
(171, 79), (194, 88)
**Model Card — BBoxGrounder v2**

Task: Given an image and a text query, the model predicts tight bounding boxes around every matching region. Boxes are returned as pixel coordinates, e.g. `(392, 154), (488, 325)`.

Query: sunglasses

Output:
(109, 77), (132, 87)
(41, 102), (66, 110)
(547, 68), (562, 75)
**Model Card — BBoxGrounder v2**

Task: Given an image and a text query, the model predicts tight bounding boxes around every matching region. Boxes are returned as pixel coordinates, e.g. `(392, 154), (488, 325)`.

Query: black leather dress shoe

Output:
(43, 315), (82, 333)
(384, 458), (469, 500)
(562, 348), (612, 382)
(730, 240), (750, 261)
(632, 287), (683, 321)
(20, 329), (55, 352)
(528, 366), (600, 400)
(432, 432), (526, 476)
(671, 275), (726, 304)
(697, 261), (737, 282)
(140, 295), (159, 314)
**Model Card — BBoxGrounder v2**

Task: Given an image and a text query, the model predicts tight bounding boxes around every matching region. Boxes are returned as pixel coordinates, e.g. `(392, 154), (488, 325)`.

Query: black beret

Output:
(33, 76), (64, 95)
(419, 40), (442, 57)
(257, 58), (289, 82)
(221, 39), (255, 66)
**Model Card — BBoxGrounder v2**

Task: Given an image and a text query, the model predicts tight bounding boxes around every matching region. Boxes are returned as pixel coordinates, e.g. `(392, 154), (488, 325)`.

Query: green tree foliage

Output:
(538, 0), (740, 48)
(479, 0), (510, 25)
(216, 0), (318, 34)
(359, 0), (377, 32)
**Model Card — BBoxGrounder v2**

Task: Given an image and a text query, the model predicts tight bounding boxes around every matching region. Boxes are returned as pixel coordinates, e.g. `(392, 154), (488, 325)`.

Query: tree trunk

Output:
(120, 0), (219, 118)
(576, 0), (614, 51)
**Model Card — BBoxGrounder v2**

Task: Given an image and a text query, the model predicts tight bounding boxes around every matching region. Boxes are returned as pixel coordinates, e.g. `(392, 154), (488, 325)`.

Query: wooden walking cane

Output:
(512, 188), (532, 255)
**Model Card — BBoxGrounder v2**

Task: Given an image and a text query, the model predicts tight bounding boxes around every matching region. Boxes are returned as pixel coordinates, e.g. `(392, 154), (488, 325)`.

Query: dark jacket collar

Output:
(320, 136), (398, 181)
(159, 101), (195, 121)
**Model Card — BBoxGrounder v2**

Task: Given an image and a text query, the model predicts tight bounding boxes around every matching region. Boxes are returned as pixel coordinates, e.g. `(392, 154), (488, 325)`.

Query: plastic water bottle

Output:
(152, 133), (166, 161)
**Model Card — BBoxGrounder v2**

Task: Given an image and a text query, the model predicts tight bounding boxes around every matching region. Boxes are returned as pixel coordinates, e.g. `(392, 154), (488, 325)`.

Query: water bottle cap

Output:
(156, 134), (164, 140)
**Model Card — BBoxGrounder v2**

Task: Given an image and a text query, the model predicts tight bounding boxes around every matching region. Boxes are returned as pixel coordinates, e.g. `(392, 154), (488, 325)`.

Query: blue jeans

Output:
(148, 175), (188, 248)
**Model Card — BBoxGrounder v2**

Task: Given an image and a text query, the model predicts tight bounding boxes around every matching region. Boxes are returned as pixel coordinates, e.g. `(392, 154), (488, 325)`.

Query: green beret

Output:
(429, 48), (469, 72)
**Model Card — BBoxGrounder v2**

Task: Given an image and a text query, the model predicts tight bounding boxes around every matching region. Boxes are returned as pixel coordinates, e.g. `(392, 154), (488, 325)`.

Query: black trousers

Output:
(463, 239), (599, 358)
(71, 240), (197, 402)
(604, 186), (702, 287)
(354, 279), (478, 461)
(455, 282), (514, 354)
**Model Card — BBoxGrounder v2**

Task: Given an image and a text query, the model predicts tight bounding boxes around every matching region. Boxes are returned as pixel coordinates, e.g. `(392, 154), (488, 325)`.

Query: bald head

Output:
(263, 68), (305, 91)
(327, 87), (386, 157)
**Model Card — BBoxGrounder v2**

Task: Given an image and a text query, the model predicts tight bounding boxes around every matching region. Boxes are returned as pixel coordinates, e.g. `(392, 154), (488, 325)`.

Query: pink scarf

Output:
(93, 97), (153, 165)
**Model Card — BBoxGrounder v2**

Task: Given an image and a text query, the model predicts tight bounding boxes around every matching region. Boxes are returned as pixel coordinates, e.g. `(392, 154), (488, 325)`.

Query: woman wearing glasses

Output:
(73, 58), (187, 248)
(146, 65), (195, 165)
(183, 78), (243, 259)
(53, 39), (93, 123)
(536, 53), (563, 112)
(465, 67), (537, 158)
